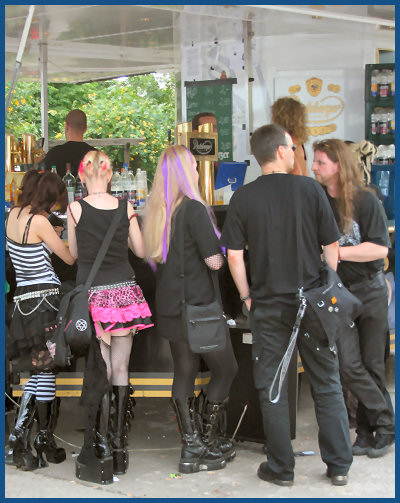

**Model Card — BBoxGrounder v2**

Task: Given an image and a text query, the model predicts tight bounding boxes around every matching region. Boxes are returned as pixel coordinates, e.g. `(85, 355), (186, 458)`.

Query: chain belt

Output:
(13, 287), (60, 303)
(13, 287), (60, 316)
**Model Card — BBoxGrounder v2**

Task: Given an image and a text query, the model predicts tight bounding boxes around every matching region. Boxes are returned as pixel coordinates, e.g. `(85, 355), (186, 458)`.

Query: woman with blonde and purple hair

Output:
(143, 145), (238, 474)
(67, 150), (152, 483)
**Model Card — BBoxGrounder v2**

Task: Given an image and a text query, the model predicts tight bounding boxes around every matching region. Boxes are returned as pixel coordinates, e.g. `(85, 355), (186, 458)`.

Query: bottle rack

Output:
(365, 63), (395, 223)
(365, 63), (395, 145)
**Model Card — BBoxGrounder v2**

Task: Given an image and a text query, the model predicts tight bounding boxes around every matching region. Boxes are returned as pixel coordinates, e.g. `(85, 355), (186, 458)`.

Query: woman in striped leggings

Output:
(5, 171), (75, 470)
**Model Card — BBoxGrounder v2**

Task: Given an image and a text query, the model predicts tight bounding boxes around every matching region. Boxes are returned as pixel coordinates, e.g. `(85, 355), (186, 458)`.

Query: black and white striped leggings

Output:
(23, 372), (56, 402)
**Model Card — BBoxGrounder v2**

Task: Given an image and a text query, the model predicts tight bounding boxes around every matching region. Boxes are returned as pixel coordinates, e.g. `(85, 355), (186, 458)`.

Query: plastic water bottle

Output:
(63, 163), (76, 203)
(120, 163), (130, 200)
(136, 169), (148, 208)
(379, 170), (390, 198)
(111, 168), (122, 199)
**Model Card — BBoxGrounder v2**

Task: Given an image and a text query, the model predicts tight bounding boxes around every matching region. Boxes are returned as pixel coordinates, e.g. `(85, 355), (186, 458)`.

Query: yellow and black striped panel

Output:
(12, 333), (394, 397)
(12, 372), (212, 398)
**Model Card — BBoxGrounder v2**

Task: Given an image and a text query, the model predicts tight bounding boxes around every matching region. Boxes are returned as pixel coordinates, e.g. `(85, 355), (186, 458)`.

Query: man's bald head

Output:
(66, 109), (87, 132)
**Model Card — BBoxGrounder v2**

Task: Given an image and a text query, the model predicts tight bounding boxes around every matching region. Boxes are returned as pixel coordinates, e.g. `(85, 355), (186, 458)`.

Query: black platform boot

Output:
(111, 385), (130, 475)
(94, 388), (113, 459)
(75, 393), (114, 485)
(33, 399), (66, 467)
(201, 396), (236, 462)
(171, 397), (226, 474)
(5, 391), (38, 470)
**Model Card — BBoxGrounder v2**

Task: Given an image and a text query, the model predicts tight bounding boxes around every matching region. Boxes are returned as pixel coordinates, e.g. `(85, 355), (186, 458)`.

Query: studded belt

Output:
(88, 280), (137, 293)
(13, 287), (60, 303)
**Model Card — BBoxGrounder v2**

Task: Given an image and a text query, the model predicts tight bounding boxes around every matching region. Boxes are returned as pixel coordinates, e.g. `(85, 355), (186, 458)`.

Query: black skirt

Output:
(8, 283), (61, 369)
(156, 314), (184, 341)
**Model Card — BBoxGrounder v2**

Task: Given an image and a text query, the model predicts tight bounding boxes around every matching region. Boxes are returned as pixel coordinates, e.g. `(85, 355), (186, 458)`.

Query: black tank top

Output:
(75, 199), (134, 287)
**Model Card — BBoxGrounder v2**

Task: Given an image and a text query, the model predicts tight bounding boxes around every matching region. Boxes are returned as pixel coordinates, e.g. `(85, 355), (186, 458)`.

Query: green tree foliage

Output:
(6, 73), (175, 179)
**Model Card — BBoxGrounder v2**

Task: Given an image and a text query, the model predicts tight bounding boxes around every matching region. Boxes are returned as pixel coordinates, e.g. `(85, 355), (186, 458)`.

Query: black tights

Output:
(169, 336), (238, 402)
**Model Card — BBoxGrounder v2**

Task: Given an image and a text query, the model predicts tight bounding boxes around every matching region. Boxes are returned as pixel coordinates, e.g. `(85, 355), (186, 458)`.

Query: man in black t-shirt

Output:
(312, 139), (395, 459)
(221, 124), (352, 486)
(43, 109), (97, 178)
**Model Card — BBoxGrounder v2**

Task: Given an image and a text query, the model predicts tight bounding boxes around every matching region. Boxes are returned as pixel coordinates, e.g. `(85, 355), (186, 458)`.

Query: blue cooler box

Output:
(370, 164), (395, 220)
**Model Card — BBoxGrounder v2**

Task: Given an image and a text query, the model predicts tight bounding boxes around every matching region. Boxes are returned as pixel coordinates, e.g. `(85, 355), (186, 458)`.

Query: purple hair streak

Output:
(161, 154), (171, 262)
(160, 146), (222, 262)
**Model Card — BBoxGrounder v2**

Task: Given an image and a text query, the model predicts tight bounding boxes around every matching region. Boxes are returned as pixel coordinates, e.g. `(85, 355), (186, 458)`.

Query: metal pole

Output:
(5, 5), (35, 122)
(39, 8), (49, 152)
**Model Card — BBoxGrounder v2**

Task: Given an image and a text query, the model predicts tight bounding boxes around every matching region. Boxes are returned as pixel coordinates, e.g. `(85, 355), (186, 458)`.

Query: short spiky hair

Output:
(250, 124), (287, 166)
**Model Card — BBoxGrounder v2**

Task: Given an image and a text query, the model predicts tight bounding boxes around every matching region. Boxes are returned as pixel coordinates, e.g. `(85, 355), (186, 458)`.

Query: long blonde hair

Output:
(143, 145), (216, 264)
(312, 139), (365, 233)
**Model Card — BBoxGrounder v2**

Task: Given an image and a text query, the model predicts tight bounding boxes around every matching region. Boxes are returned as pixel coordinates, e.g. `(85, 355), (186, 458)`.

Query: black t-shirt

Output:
(155, 198), (222, 317)
(326, 188), (391, 284)
(44, 141), (97, 178)
(220, 174), (339, 301)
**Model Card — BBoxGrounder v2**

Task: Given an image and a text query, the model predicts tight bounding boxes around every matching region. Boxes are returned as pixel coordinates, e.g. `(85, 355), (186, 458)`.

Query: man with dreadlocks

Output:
(312, 139), (395, 459)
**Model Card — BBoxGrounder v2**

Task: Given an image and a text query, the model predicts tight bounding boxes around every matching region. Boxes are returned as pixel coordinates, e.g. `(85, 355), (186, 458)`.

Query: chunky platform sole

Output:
(113, 448), (129, 475)
(6, 449), (38, 471)
(179, 458), (226, 474)
(75, 456), (114, 485)
(36, 447), (66, 468)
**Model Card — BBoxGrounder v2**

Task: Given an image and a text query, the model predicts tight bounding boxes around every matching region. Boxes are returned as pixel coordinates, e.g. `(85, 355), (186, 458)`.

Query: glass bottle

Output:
(63, 163), (76, 204)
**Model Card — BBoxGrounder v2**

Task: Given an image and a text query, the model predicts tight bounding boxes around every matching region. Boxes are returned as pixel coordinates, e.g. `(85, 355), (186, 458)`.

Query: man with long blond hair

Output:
(312, 139), (395, 459)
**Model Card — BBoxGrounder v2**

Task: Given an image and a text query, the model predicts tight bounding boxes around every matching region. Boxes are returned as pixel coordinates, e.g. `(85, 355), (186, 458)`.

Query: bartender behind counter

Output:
(43, 109), (97, 178)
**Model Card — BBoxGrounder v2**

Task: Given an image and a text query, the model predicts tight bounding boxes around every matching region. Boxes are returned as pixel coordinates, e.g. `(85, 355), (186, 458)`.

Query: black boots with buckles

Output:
(170, 396), (226, 473)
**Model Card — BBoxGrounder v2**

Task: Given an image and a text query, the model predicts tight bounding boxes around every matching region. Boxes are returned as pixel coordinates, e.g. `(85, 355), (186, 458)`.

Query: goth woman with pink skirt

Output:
(67, 150), (152, 484)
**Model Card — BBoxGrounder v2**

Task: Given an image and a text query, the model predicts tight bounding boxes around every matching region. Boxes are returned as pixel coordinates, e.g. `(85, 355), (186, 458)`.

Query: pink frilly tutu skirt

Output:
(88, 280), (153, 344)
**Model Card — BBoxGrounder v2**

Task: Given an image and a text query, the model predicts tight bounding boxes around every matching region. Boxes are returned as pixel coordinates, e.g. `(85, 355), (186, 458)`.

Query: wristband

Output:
(240, 294), (251, 302)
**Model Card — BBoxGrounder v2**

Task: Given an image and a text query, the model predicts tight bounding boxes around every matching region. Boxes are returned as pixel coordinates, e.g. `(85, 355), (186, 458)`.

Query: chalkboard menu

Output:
(185, 79), (237, 162)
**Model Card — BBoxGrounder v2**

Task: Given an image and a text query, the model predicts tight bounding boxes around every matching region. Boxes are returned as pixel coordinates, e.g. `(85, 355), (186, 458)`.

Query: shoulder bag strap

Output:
(294, 179), (304, 293)
(83, 200), (125, 290)
(178, 198), (187, 304)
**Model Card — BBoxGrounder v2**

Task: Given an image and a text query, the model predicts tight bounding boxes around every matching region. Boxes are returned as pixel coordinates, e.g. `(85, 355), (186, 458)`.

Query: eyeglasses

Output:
(281, 144), (296, 152)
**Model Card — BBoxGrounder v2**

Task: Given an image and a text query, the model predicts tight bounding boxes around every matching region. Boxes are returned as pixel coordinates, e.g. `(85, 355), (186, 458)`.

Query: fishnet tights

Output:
(99, 331), (134, 385)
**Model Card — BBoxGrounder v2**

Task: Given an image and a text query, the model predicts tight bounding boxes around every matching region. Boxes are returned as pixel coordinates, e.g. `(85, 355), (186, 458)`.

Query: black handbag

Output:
(49, 201), (125, 367)
(302, 262), (362, 347)
(269, 179), (362, 403)
(178, 199), (227, 354)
